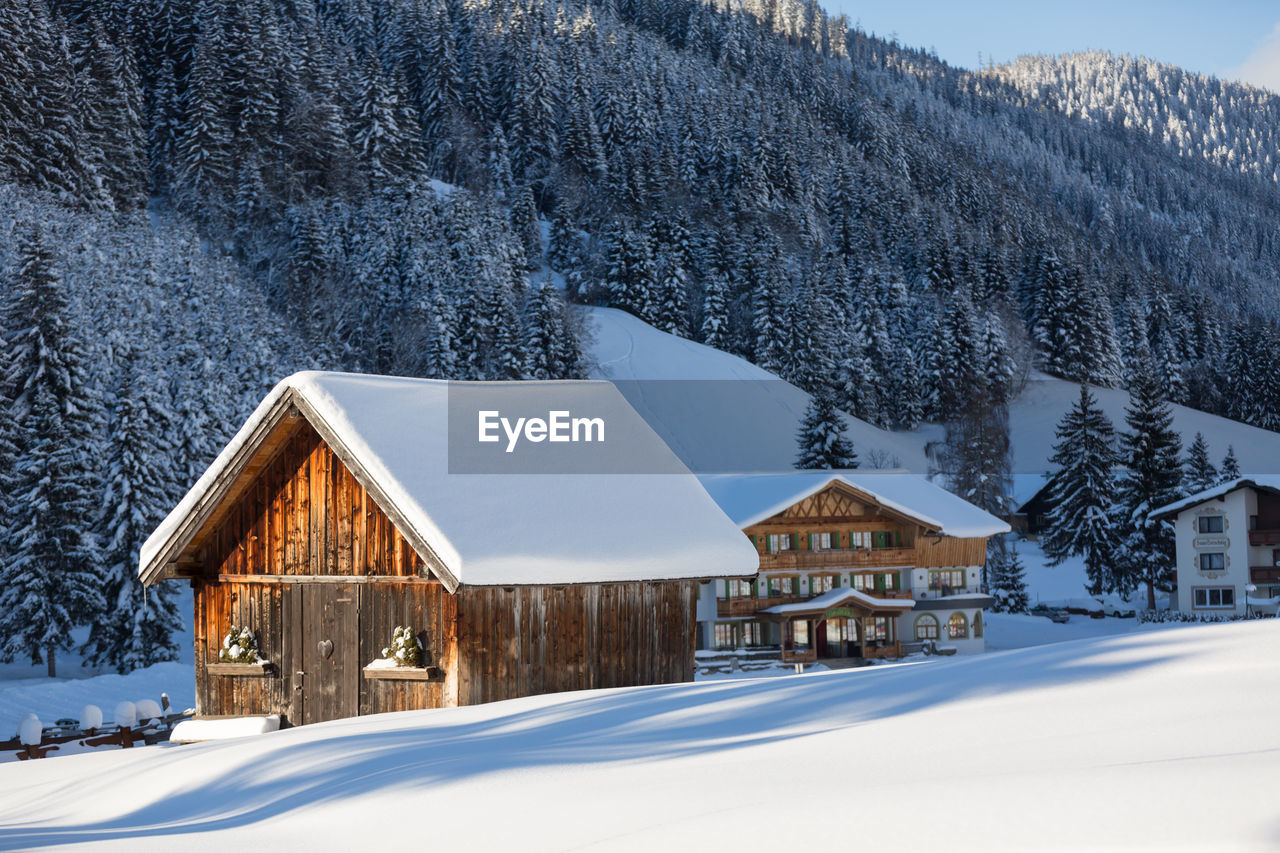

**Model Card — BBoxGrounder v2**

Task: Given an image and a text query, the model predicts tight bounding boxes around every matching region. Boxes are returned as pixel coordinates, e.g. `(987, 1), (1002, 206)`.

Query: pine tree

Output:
(1183, 432), (1218, 494)
(83, 359), (182, 672)
(509, 185), (542, 269)
(1041, 385), (1118, 596)
(605, 225), (656, 322)
(987, 543), (1030, 614)
(795, 388), (857, 469)
(1113, 360), (1183, 609)
(652, 251), (689, 336)
(699, 274), (730, 349)
(0, 230), (104, 676)
(524, 278), (575, 380)
(1220, 445), (1241, 482)
(752, 272), (788, 375)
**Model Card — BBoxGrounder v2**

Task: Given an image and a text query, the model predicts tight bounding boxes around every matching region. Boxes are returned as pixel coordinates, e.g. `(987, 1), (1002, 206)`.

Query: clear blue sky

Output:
(825, 1), (1280, 90)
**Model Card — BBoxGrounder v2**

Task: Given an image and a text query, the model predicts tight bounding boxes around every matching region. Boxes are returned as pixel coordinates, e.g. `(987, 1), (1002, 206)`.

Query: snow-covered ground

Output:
(0, 586), (195, 745)
(3, 620), (1278, 851)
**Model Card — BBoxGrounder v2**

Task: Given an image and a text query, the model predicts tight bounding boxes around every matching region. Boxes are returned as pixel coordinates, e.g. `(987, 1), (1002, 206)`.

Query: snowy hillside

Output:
(588, 307), (1280, 477)
(587, 307), (929, 471)
(3, 620), (1277, 850)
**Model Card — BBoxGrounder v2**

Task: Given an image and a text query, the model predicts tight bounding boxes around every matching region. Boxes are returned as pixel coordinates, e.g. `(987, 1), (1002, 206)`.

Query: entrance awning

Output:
(757, 587), (915, 622)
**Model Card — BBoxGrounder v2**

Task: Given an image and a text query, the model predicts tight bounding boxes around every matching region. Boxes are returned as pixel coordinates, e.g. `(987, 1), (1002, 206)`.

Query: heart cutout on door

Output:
(317, 639), (334, 659)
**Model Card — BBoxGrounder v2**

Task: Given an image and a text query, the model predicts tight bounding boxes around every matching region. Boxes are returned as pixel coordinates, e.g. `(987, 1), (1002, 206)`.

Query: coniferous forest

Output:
(4, 0), (1280, 669)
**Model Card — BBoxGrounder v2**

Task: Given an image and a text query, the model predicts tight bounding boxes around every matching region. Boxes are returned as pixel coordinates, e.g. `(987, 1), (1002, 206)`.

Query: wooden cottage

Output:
(139, 372), (758, 725)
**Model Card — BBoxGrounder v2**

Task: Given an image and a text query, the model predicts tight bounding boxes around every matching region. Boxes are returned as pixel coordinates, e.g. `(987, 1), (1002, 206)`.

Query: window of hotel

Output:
(929, 570), (965, 591)
(850, 531), (870, 548)
(864, 617), (888, 642)
(742, 621), (765, 647)
(1198, 553), (1226, 571)
(853, 572), (897, 593)
(1193, 587), (1235, 609)
(810, 532), (833, 550)
(792, 620), (810, 648)
(914, 614), (939, 640)
(770, 576), (796, 596)
(947, 612), (969, 639)
(871, 530), (901, 549)
(713, 623), (737, 650)
(973, 612), (983, 638)
(1197, 516), (1224, 534)
(811, 575), (837, 594)
(725, 578), (754, 598)
(766, 534), (796, 553)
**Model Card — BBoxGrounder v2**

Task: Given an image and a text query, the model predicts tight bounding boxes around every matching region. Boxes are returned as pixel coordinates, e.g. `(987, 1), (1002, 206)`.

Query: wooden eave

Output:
(141, 388), (462, 593)
(758, 479), (943, 537)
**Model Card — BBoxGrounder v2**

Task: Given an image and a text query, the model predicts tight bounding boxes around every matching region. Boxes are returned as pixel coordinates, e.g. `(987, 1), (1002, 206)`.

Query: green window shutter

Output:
(807, 533), (814, 550)
(724, 580), (731, 598)
(791, 533), (799, 550)
(876, 573), (886, 593)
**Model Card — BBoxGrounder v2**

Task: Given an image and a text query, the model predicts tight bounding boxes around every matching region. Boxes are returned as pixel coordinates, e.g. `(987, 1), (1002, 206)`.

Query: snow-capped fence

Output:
(1, 693), (192, 761)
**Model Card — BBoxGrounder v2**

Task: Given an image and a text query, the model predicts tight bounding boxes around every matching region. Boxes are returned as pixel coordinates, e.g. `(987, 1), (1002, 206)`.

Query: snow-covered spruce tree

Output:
(987, 542), (1030, 614)
(652, 251), (689, 337)
(0, 230), (104, 676)
(1041, 385), (1118, 596)
(795, 387), (857, 470)
(604, 224), (656, 322)
(1183, 432), (1218, 494)
(1113, 359), (1183, 609)
(524, 279), (572, 379)
(83, 358), (183, 673)
(751, 271), (788, 376)
(509, 185), (542, 270)
(1220, 445), (1241, 482)
(699, 274), (730, 350)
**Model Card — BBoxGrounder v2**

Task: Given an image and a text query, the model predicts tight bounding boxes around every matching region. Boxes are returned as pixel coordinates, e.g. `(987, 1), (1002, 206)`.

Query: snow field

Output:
(0, 620), (1277, 850)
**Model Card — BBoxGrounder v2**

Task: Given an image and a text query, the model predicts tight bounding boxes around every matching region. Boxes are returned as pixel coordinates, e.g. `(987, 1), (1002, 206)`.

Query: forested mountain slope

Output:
(987, 50), (1280, 182)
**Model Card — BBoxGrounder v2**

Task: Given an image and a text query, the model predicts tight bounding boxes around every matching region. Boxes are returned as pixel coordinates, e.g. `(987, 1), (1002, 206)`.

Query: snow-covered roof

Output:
(696, 472), (1011, 538)
(759, 587), (915, 616)
(140, 372), (759, 591)
(1149, 476), (1280, 521)
(1011, 473), (1051, 510)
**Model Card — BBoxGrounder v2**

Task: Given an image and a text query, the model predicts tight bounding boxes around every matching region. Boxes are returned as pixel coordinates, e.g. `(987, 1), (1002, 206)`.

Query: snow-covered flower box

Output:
(363, 626), (438, 680)
(211, 626), (271, 673)
(362, 658), (441, 681)
(207, 662), (274, 676)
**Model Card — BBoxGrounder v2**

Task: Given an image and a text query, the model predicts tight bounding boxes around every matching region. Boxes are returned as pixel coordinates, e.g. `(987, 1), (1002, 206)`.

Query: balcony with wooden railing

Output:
(717, 588), (912, 618)
(757, 546), (916, 571)
(717, 595), (800, 618)
(1250, 566), (1280, 584)
(1248, 530), (1280, 546)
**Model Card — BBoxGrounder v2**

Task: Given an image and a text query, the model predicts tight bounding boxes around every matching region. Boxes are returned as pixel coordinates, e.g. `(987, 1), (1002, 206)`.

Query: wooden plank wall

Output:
(358, 583), (454, 715)
(193, 579), (290, 718)
(200, 422), (424, 579)
(453, 581), (698, 706)
(914, 536), (988, 568)
(194, 579), (456, 719)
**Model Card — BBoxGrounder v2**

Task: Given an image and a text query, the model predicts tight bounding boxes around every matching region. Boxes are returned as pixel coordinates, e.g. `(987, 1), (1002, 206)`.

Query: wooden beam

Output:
(216, 573), (443, 586)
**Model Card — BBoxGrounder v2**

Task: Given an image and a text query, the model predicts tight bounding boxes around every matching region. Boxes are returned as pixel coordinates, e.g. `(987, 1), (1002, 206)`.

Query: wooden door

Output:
(300, 583), (360, 725)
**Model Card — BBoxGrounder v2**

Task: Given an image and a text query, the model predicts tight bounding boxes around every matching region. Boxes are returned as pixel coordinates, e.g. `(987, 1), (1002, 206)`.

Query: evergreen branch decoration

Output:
(381, 626), (423, 668)
(218, 626), (260, 664)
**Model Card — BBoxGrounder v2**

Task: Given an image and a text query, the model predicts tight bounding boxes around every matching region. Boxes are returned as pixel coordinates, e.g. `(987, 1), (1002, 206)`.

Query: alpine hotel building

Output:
(696, 473), (1011, 661)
